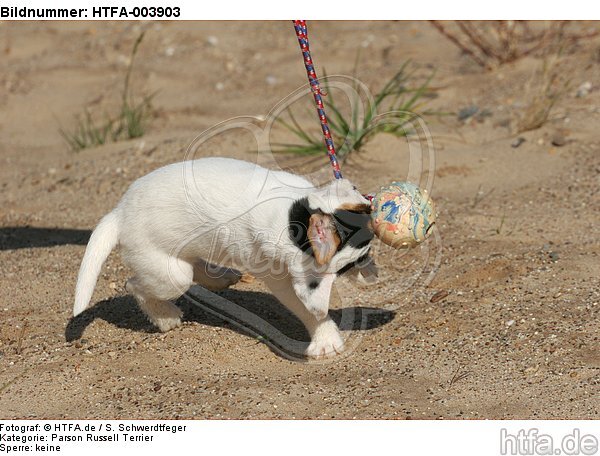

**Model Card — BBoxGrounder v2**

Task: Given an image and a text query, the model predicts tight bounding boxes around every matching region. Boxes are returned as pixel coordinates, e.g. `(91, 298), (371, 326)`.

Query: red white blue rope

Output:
(292, 20), (343, 180)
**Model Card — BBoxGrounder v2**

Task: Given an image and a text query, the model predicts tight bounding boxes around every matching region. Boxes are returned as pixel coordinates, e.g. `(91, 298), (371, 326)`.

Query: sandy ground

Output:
(0, 21), (598, 419)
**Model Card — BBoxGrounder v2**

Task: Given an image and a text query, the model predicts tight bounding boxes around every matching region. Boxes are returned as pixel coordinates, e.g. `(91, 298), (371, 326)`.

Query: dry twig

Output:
(430, 21), (600, 69)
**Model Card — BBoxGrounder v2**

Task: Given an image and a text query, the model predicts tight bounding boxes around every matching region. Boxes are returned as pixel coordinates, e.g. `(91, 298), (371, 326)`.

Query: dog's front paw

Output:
(305, 321), (344, 359)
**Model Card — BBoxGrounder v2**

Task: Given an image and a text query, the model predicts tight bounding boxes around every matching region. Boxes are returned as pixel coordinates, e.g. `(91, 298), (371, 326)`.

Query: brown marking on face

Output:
(337, 202), (372, 214)
(307, 213), (341, 265)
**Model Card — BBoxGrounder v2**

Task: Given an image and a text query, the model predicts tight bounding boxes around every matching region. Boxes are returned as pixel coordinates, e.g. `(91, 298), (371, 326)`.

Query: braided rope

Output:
(292, 20), (343, 180)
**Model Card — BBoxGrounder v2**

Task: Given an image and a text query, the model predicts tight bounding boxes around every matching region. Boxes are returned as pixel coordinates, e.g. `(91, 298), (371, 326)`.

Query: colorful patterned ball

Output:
(370, 182), (436, 248)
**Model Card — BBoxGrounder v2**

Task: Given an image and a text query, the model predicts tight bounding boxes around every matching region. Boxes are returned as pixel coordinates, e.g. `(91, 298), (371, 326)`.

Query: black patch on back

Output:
(332, 209), (374, 250)
(308, 280), (320, 290)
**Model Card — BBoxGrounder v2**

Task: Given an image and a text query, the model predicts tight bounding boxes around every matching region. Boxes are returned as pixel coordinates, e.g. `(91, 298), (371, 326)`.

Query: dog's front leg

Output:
(264, 274), (343, 358)
(292, 273), (335, 321)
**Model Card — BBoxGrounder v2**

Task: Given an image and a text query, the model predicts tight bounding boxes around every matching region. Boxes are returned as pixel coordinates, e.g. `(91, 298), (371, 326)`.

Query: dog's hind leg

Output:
(127, 280), (183, 332)
(125, 254), (194, 332)
(193, 259), (242, 291)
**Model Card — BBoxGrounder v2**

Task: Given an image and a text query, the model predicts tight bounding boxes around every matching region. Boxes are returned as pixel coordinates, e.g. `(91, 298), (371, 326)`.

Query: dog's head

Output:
(288, 179), (375, 274)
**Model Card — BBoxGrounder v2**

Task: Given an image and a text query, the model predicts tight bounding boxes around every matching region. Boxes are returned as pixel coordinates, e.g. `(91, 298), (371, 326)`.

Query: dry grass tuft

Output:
(516, 53), (572, 133)
(430, 21), (600, 70)
(59, 31), (154, 151)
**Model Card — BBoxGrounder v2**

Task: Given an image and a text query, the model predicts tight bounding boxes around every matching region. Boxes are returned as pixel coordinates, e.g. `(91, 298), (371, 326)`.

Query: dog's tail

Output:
(73, 210), (120, 316)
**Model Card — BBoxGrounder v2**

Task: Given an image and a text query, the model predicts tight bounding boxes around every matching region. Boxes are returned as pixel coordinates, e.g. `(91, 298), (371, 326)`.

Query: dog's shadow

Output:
(65, 289), (395, 359)
(0, 227), (90, 250)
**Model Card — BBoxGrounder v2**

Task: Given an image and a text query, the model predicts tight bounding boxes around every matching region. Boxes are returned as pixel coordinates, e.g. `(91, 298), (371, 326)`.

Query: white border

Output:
(0, 420), (599, 456)
(1, 0), (599, 19)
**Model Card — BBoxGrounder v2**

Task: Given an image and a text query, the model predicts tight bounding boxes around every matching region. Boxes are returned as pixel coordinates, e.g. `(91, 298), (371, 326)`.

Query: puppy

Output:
(74, 157), (374, 358)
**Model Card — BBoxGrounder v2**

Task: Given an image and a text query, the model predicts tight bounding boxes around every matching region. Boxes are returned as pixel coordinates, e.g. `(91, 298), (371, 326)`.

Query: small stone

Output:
(551, 132), (567, 147)
(475, 109), (493, 122)
(109, 282), (117, 290)
(430, 290), (449, 303)
(506, 320), (515, 327)
(265, 75), (278, 86)
(524, 365), (539, 375)
(108, 351), (117, 359)
(164, 46), (175, 57)
(511, 137), (526, 148)
(549, 251), (559, 262)
(576, 81), (592, 98)
(207, 35), (219, 46)
(215, 82), (224, 91)
(458, 105), (479, 121)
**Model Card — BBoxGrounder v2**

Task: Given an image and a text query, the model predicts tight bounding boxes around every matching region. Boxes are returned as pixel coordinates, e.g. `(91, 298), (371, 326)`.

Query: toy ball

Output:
(370, 181), (436, 249)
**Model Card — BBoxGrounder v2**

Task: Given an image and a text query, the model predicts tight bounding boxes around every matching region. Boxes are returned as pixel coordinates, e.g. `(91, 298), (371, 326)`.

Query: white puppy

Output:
(74, 157), (374, 358)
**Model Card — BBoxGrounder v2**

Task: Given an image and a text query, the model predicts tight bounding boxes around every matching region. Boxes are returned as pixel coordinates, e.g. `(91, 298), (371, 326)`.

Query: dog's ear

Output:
(308, 213), (341, 265)
(337, 202), (372, 215)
